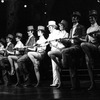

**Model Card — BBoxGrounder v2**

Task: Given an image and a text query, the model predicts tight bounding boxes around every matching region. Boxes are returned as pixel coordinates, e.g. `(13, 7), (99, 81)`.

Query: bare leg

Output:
(85, 55), (95, 90)
(34, 66), (40, 87)
(8, 56), (18, 75)
(28, 52), (41, 87)
(81, 42), (96, 90)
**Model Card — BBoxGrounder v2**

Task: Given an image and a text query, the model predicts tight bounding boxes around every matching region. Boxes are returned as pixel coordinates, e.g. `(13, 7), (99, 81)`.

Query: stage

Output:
(0, 80), (100, 100)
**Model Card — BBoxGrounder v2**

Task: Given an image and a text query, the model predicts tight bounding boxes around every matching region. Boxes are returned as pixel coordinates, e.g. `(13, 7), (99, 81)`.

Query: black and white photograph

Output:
(0, 0), (100, 100)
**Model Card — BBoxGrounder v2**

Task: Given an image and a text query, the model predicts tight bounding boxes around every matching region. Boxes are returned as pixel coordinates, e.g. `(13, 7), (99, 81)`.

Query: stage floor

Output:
(0, 80), (100, 100)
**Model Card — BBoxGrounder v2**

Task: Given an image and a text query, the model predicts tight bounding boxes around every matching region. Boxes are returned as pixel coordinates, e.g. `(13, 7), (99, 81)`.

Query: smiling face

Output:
(48, 25), (55, 33)
(6, 38), (10, 43)
(89, 16), (96, 25)
(15, 37), (20, 42)
(27, 30), (33, 37)
(59, 24), (64, 31)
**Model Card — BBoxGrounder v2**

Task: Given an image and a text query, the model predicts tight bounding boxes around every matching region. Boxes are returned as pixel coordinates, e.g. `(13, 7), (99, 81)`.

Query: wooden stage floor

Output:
(0, 80), (100, 100)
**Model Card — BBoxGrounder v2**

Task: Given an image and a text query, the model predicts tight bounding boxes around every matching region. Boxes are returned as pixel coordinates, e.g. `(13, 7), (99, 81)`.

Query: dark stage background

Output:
(0, 0), (100, 43)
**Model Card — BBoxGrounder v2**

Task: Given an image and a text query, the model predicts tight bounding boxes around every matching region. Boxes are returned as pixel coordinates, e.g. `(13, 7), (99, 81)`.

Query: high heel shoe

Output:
(56, 81), (61, 88)
(50, 82), (61, 88)
(88, 83), (96, 91)
(50, 83), (57, 86)
(34, 82), (39, 87)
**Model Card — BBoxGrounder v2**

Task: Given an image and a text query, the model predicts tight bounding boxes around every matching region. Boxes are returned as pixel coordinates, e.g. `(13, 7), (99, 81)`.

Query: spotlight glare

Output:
(24, 5), (27, 8)
(1, 0), (4, 3)
(97, 0), (100, 3)
(44, 12), (47, 14)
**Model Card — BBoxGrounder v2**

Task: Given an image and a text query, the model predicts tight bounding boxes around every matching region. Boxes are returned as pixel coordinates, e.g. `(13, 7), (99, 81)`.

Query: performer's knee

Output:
(8, 56), (12, 62)
(81, 42), (88, 50)
(48, 51), (51, 57)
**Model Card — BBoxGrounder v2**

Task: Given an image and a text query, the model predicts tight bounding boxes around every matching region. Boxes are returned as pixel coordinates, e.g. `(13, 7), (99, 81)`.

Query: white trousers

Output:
(51, 59), (59, 85)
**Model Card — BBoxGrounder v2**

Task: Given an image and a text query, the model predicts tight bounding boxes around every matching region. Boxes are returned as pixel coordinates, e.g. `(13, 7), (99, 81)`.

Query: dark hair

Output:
(38, 30), (45, 34)
(89, 15), (98, 21)
(16, 36), (22, 40)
